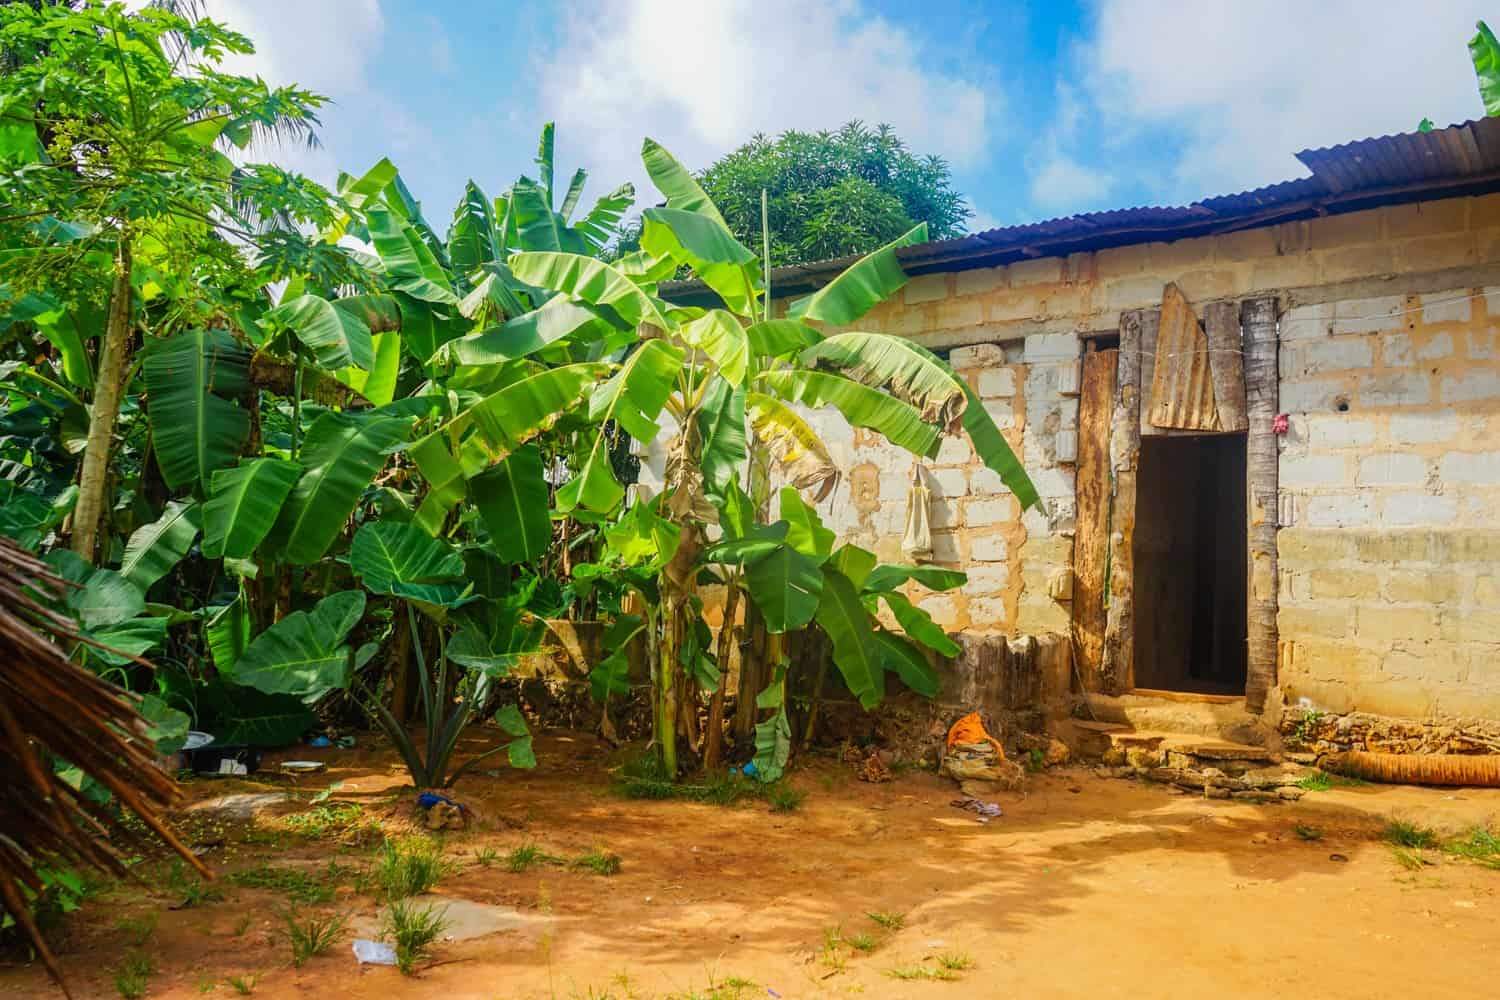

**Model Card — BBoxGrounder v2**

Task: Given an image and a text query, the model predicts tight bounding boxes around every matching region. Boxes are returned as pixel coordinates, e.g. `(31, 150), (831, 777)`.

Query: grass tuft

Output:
(766, 784), (806, 813)
(573, 848), (622, 876)
(114, 951), (154, 999)
(847, 931), (878, 952)
(1390, 845), (1430, 871)
(1384, 819), (1439, 849)
(472, 846), (501, 867)
(867, 909), (906, 931)
(225, 972), (260, 995)
(284, 907), (347, 967)
(376, 838), (448, 899)
(382, 899), (450, 975)
(887, 951), (973, 981)
(1444, 827), (1500, 868)
(1293, 823), (1323, 841)
(506, 842), (566, 873)
(230, 863), (339, 905)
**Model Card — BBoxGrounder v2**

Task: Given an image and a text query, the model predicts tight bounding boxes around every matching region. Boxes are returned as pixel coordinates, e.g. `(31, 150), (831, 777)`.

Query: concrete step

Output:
(1080, 691), (1276, 748)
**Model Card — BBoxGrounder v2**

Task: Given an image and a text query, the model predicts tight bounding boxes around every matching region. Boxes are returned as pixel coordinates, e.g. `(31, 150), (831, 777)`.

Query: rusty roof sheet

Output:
(664, 118), (1500, 300)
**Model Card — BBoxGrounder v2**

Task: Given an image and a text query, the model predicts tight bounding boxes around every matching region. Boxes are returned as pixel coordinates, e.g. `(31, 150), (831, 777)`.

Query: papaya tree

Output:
(409, 138), (1038, 779)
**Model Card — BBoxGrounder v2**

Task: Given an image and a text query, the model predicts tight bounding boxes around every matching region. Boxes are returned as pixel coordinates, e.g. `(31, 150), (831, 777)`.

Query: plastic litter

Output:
(183, 731), (215, 751)
(308, 735), (333, 748)
(417, 791), (459, 810)
(352, 939), (397, 965)
(950, 797), (1003, 822)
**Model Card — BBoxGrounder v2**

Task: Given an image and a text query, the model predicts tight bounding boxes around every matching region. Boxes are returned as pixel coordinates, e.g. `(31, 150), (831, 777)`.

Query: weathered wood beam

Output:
(1204, 300), (1248, 432)
(1101, 309), (1148, 694)
(1071, 349), (1116, 692)
(1242, 296), (1280, 712)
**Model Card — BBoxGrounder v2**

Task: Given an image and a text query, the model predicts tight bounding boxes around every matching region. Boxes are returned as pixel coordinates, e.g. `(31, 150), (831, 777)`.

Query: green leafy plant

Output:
(765, 784), (806, 813)
(284, 907), (347, 967)
(867, 910), (906, 931)
(1293, 824), (1323, 842)
(1443, 827), (1500, 868)
(382, 900), (450, 975)
(572, 849), (622, 876)
(505, 843), (566, 873)
(1384, 819), (1439, 849)
(229, 864), (338, 905)
(225, 972), (260, 995)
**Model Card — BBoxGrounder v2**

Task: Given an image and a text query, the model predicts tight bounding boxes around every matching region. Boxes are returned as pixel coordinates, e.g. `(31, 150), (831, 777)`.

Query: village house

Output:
(669, 118), (1500, 763)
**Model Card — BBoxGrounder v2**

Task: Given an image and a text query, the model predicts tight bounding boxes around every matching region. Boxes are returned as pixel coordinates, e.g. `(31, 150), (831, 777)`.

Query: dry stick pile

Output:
(0, 538), (204, 994)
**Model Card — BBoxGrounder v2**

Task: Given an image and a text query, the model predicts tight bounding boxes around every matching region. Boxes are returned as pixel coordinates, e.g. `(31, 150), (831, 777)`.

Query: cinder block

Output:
(1278, 604), (1353, 640)
(934, 435), (972, 466)
(1356, 605), (1439, 644)
(969, 534), (1008, 562)
(949, 342), (1005, 369)
(1101, 275), (1164, 312)
(1306, 493), (1374, 528)
(1305, 415), (1376, 449)
(1278, 528), (1355, 563)
(1280, 377), (1348, 414)
(1390, 410), (1459, 444)
(936, 297), (983, 329)
(1216, 227), (1278, 262)
(1279, 302), (1334, 341)
(1319, 245), (1396, 283)
(961, 564), (1010, 595)
(929, 468), (967, 498)
(1441, 369), (1500, 403)
(1439, 609), (1500, 644)
(1467, 328), (1496, 359)
(1356, 452), (1427, 486)
(1291, 337), (1374, 375)
(1358, 372), (1431, 407)
(1008, 258), (1064, 287)
(904, 273), (949, 305)
(964, 498), (1014, 527)
(1439, 449), (1500, 485)
(969, 467), (1015, 496)
(917, 593), (959, 627)
(966, 597), (1010, 626)
(1095, 246), (1146, 278)
(1173, 268), (1240, 301)
(1421, 295), (1473, 326)
(1329, 294), (1405, 335)
(977, 367), (1017, 398)
(954, 266), (1005, 297)
(1281, 453), (1347, 487)
(1381, 333), (1414, 367)
(1416, 331), (1455, 361)
(1386, 199), (1467, 238)
(1383, 492), (1459, 527)
(929, 531), (961, 564)
(1385, 569), (1462, 605)
(1022, 333), (1078, 362)
(1308, 568), (1381, 600)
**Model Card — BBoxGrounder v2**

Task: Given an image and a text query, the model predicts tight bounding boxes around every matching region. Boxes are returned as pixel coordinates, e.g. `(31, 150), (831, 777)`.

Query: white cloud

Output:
(1028, 151), (1114, 212)
(202, 0), (386, 186)
(536, 0), (993, 207)
(1077, 0), (1491, 199)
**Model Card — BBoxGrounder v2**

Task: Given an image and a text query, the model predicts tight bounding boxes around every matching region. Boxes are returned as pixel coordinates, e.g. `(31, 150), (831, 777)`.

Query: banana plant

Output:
(406, 138), (1038, 779)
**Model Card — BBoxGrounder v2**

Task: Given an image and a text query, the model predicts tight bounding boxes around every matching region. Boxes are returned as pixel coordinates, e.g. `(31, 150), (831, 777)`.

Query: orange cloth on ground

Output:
(945, 712), (1006, 757)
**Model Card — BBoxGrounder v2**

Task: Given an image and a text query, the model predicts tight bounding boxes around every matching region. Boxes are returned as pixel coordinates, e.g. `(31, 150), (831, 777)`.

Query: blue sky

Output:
(210, 0), (1494, 237)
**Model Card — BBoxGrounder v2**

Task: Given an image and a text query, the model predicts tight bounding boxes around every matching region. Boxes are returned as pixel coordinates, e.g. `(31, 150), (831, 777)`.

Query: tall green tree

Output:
(614, 122), (971, 268)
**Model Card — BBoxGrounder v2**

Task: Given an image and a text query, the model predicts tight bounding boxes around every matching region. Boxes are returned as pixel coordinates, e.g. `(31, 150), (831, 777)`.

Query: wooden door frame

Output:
(1072, 298), (1279, 710)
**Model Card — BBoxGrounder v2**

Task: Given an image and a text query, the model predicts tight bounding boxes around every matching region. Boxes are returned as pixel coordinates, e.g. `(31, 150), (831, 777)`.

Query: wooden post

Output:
(1071, 349), (1116, 692)
(1242, 296), (1280, 712)
(1204, 300), (1248, 432)
(1101, 309), (1150, 694)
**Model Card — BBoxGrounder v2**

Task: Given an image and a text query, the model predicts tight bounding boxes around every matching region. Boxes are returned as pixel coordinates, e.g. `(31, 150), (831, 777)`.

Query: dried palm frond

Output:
(0, 539), (204, 995)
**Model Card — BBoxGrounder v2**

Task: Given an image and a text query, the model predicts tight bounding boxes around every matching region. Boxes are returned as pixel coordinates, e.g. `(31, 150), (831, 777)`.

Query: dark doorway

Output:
(1132, 434), (1247, 695)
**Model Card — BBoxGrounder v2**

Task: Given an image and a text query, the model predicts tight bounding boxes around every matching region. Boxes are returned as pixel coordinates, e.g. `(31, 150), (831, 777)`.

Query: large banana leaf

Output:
(510, 178), (586, 254)
(603, 495), (682, 570)
(509, 251), (668, 329)
(351, 521), (467, 607)
(778, 486), (835, 559)
(408, 429), (489, 535)
(265, 412), (413, 564)
(445, 297), (620, 366)
(695, 377), (746, 495)
(640, 208), (760, 317)
(787, 223), (927, 326)
(589, 614), (643, 701)
(448, 605), (543, 676)
(368, 205), (459, 305)
(230, 590), (366, 697)
(746, 319), (822, 359)
(573, 182), (634, 252)
(144, 328), (251, 491)
(535, 122), (556, 205)
(829, 542), (877, 590)
(205, 594), (251, 670)
(336, 330), (401, 405)
(903, 341), (1039, 510)
(745, 392), (839, 500)
(557, 340), (684, 513)
(1472, 21), (1500, 116)
(679, 309), (749, 385)
(32, 298), (99, 388)
(641, 138), (730, 229)
(119, 500), (201, 591)
(871, 590), (960, 658)
(470, 444), (551, 563)
(802, 332), (967, 430)
(448, 180), (499, 272)
(759, 369), (941, 458)
(874, 630), (940, 697)
(742, 542), (822, 633)
(262, 293), (376, 371)
(395, 294), (461, 366)
(863, 564), (967, 593)
(464, 361), (610, 450)
(202, 458), (302, 559)
(814, 566), (884, 708)
(559, 168), (588, 220)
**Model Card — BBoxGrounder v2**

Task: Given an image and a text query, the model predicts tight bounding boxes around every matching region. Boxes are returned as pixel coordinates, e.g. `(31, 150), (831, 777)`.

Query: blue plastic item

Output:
(417, 792), (461, 810)
(309, 735), (332, 748)
(741, 760), (759, 778)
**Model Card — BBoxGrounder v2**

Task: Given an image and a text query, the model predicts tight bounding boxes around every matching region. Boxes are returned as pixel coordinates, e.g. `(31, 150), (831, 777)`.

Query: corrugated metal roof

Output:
(665, 119), (1500, 300)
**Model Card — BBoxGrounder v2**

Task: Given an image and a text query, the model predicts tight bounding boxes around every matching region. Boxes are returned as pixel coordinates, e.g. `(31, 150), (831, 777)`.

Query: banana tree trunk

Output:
(71, 239), (133, 563)
(703, 577), (741, 771)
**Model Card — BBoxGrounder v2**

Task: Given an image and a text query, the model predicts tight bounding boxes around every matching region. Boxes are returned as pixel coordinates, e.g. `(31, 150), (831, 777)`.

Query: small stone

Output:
(1043, 738), (1071, 766)
(1205, 786), (1231, 800)
(1102, 748), (1127, 767)
(1278, 786), (1304, 800)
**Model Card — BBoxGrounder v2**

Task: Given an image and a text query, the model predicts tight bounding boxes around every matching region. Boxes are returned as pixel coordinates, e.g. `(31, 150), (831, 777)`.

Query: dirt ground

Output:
(4, 730), (1499, 1000)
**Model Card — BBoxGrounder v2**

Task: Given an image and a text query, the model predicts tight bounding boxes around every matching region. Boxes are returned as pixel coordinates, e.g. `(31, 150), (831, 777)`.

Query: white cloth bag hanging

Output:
(901, 464), (933, 563)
